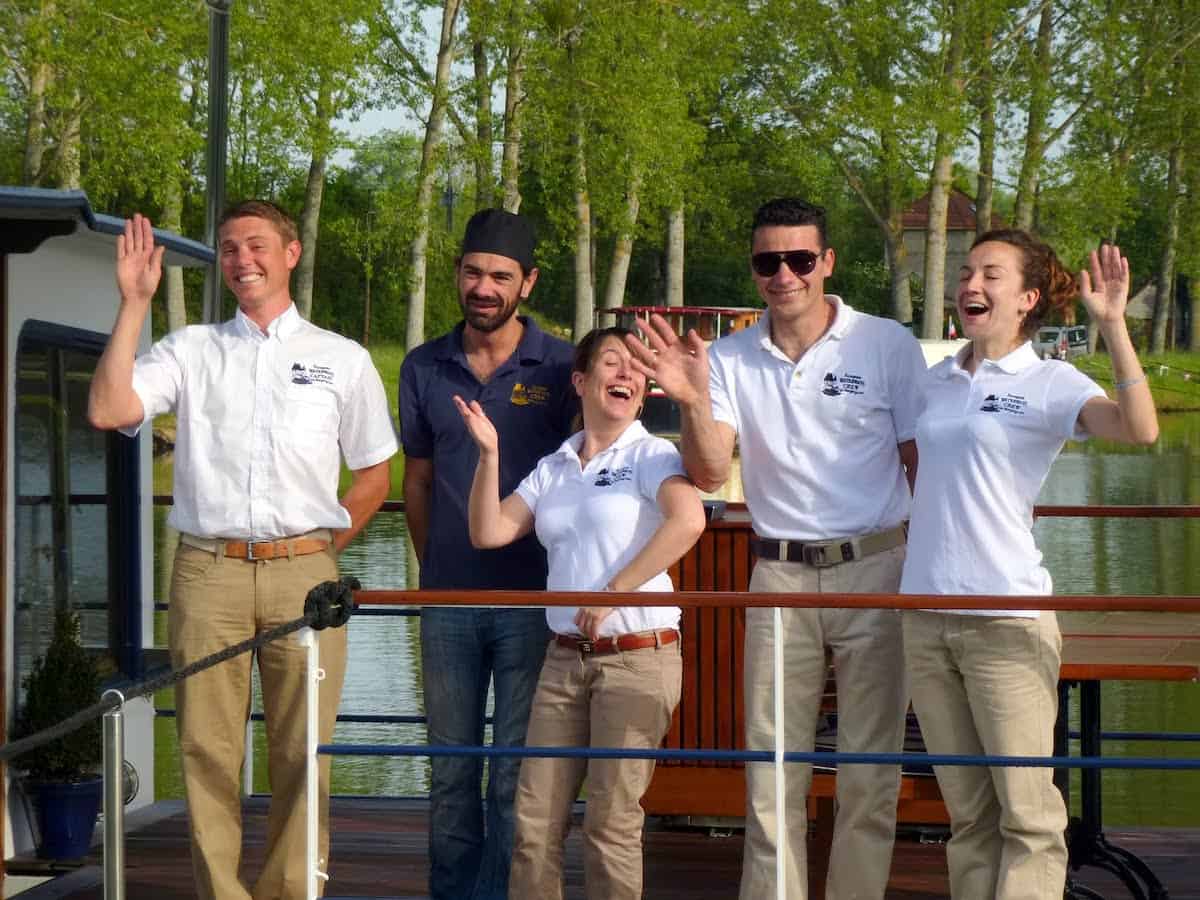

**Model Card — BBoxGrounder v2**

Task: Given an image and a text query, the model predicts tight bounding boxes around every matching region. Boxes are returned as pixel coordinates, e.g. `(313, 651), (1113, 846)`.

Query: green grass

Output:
(1075, 350), (1200, 413)
(355, 341), (405, 500)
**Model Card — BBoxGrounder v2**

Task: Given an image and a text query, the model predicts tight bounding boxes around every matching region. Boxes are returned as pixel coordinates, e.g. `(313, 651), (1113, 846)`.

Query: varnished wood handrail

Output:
(357, 589), (1200, 612)
(149, 496), (1200, 518)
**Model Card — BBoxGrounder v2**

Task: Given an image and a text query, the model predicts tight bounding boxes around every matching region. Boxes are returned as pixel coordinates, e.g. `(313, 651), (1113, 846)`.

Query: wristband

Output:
(1114, 375), (1146, 390)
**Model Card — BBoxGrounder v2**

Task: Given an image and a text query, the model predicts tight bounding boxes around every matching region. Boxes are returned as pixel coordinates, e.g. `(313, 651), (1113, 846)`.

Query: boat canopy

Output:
(0, 186), (213, 265)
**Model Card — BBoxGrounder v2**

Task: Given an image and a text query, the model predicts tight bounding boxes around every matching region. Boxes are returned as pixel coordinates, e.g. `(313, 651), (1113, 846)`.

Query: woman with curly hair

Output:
(901, 230), (1158, 898)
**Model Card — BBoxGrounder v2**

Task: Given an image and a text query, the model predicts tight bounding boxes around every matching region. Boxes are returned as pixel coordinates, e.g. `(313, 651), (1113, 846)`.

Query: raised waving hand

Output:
(453, 395), (499, 457)
(624, 314), (709, 408)
(116, 214), (165, 307)
(1078, 243), (1130, 327)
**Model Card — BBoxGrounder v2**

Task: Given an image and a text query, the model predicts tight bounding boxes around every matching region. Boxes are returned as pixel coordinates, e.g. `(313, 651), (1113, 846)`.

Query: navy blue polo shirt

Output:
(399, 316), (578, 590)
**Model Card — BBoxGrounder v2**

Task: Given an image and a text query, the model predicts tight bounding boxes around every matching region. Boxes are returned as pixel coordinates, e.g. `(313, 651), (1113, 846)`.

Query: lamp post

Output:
(202, 0), (233, 324)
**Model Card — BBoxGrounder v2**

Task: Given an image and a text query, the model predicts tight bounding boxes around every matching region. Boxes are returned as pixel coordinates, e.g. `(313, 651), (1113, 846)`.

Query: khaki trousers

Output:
(509, 639), (682, 900)
(903, 610), (1067, 900)
(740, 547), (908, 900)
(168, 542), (347, 900)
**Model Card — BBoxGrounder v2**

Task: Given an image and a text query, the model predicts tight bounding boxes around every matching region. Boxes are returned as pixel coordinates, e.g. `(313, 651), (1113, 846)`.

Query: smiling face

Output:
(218, 215), (301, 319)
(456, 252), (538, 334)
(957, 240), (1040, 353)
(750, 224), (835, 327)
(573, 335), (647, 429)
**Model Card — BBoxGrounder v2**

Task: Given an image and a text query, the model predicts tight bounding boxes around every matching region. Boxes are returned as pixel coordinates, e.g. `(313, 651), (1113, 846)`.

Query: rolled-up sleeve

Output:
(123, 333), (185, 436)
(339, 349), (399, 470)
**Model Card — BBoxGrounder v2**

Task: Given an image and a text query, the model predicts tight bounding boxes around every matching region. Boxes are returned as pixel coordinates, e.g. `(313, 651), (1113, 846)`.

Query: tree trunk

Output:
(879, 136), (911, 325)
(1013, 1), (1053, 230)
(406, 0), (463, 352)
(1187, 275), (1198, 351)
(162, 177), (188, 332)
(54, 91), (82, 189)
(472, 36), (494, 208)
(571, 126), (593, 341)
(974, 31), (996, 239)
(1151, 143), (1184, 352)
(296, 153), (328, 320)
(22, 0), (55, 185)
(23, 61), (50, 185)
(363, 262), (372, 347)
(666, 205), (684, 307)
(883, 220), (912, 326)
(921, 141), (954, 339)
(602, 173), (641, 311)
(500, 1), (526, 213)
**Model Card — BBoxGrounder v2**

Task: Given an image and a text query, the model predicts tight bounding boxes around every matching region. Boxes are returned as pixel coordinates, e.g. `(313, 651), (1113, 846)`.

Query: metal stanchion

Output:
(773, 606), (786, 900)
(301, 627), (327, 900)
(102, 689), (126, 900)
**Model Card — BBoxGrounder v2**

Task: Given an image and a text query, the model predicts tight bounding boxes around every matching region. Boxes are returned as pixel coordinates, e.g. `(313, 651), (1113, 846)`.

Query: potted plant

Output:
(13, 609), (104, 860)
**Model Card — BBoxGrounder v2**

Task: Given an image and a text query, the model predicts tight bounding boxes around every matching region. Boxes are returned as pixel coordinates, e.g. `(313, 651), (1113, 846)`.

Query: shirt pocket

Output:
(284, 383), (339, 435)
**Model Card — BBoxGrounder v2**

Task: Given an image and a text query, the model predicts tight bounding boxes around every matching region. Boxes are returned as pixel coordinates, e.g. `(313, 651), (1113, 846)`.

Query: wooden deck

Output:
(9, 797), (1200, 899)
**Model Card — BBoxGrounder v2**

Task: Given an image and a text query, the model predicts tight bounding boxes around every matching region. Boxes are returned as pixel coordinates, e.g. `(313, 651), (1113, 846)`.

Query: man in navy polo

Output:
(400, 208), (577, 900)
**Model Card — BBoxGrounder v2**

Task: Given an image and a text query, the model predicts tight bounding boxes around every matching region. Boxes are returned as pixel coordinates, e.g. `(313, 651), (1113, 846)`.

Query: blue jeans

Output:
(421, 607), (550, 900)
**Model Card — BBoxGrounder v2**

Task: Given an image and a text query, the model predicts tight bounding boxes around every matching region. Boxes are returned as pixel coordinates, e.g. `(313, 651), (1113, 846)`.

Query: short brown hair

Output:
(218, 199), (299, 245)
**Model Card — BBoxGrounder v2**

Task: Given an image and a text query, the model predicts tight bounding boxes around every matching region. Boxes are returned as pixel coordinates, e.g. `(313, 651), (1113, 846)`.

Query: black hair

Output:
(752, 198), (828, 249)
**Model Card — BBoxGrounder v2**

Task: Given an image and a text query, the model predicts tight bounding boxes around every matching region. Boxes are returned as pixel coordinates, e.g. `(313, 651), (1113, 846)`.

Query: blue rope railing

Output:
(319, 742), (1200, 771)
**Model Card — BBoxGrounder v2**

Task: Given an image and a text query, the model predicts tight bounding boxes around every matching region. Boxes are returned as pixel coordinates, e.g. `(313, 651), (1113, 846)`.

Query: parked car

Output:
(1034, 325), (1089, 360)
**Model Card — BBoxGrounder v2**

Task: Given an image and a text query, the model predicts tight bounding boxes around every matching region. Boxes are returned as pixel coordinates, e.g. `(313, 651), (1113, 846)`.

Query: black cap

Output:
(460, 209), (536, 271)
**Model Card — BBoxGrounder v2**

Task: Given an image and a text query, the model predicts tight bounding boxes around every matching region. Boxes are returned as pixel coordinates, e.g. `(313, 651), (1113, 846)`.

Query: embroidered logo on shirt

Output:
(980, 393), (1027, 415)
(594, 465), (633, 487)
(511, 382), (550, 406)
(820, 371), (866, 396)
(291, 362), (334, 385)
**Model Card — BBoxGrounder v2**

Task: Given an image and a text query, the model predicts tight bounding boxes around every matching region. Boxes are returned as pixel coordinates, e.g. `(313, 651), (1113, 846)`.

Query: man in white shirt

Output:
(627, 198), (925, 899)
(89, 201), (397, 900)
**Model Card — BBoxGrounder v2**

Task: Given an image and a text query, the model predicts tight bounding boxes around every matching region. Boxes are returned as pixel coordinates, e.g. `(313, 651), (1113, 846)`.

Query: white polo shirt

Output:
(900, 342), (1105, 616)
(126, 304), (398, 540)
(514, 420), (688, 637)
(708, 296), (926, 541)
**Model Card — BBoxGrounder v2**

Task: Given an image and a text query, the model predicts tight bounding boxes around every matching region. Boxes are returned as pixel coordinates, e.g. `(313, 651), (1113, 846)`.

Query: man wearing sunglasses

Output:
(627, 197), (925, 900)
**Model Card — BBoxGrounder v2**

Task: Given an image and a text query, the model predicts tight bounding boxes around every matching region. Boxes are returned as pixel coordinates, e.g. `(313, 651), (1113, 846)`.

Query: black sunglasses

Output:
(750, 249), (824, 278)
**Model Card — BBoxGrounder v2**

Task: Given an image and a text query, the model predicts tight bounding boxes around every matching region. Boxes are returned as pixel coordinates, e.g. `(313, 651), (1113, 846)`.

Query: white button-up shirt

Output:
(708, 296), (926, 541)
(900, 342), (1104, 615)
(126, 304), (398, 539)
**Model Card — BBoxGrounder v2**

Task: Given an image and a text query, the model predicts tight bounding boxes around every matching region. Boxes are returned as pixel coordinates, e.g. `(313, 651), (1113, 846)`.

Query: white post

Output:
(774, 606), (786, 900)
(300, 626), (326, 900)
(102, 690), (127, 900)
(242, 719), (254, 796)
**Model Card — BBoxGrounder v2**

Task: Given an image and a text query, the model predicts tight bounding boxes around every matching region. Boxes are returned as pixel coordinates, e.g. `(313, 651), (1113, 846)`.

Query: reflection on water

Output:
(1036, 412), (1200, 827)
(153, 413), (1200, 825)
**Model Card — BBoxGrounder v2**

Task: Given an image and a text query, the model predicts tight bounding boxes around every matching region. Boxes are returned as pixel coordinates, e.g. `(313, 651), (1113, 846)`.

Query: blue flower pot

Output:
(28, 777), (103, 859)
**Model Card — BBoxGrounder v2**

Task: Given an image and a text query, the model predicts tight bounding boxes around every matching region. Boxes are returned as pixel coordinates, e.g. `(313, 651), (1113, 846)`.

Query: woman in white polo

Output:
(453, 326), (706, 900)
(900, 230), (1158, 899)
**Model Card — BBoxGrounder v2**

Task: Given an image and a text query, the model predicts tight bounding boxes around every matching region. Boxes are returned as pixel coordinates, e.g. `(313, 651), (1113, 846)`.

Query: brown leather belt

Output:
(182, 533), (331, 560)
(554, 629), (679, 656)
(751, 523), (907, 568)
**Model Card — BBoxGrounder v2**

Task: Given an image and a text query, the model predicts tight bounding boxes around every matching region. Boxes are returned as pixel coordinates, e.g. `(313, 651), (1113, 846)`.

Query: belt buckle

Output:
(576, 639), (594, 654)
(246, 541), (266, 561)
(802, 543), (830, 567)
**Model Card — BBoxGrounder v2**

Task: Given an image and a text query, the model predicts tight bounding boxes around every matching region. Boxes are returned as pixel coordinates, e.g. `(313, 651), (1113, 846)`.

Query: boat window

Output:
(13, 320), (141, 705)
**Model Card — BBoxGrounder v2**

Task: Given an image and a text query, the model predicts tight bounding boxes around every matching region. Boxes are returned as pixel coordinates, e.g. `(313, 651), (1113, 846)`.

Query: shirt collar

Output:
(945, 340), (1040, 377)
(756, 295), (852, 354)
(234, 303), (302, 341)
(556, 419), (650, 462)
(437, 315), (552, 363)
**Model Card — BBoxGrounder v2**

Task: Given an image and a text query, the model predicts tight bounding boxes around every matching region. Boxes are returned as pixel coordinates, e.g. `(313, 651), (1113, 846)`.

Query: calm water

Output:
(153, 412), (1200, 826)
